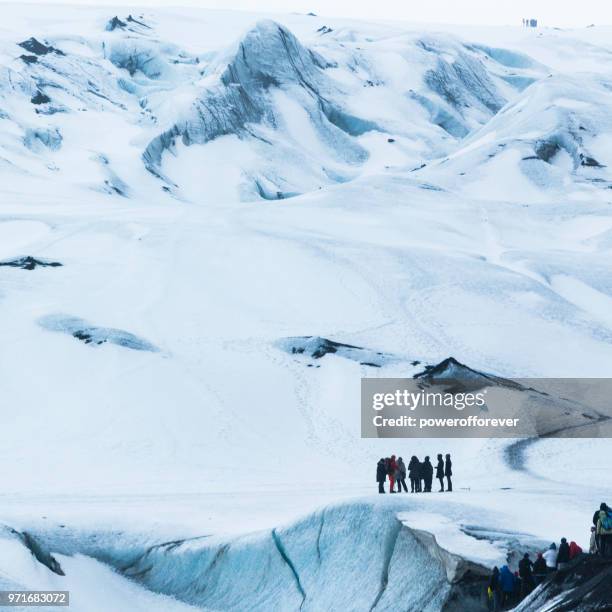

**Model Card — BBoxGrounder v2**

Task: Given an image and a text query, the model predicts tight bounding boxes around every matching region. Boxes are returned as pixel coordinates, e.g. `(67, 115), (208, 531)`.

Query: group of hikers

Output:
(487, 502), (612, 610)
(376, 453), (452, 494)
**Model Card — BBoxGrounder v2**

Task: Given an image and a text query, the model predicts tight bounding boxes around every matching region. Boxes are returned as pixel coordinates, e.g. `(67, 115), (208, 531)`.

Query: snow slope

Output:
(1, 4), (612, 610)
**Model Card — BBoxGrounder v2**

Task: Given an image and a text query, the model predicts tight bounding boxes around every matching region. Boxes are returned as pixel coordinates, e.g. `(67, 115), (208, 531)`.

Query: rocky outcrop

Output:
(38, 314), (158, 352)
(515, 555), (612, 611)
(277, 336), (398, 367)
(0, 256), (62, 270)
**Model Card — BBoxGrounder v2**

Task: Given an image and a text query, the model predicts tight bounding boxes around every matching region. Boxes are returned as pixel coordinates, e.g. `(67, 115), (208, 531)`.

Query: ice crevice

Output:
(369, 520), (401, 611)
(271, 528), (307, 610)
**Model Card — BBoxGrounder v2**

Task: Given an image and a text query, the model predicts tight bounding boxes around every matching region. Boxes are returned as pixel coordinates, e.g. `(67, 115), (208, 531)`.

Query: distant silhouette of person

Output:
(532, 553), (547, 585)
(422, 456), (433, 492)
(418, 458), (425, 492)
(590, 526), (598, 554)
(408, 456), (420, 492)
(388, 455), (398, 493)
(568, 541), (582, 560)
(594, 502), (611, 555)
(488, 566), (501, 611)
(518, 553), (534, 597)
(436, 454), (445, 491)
(445, 453), (453, 491)
(557, 538), (570, 569)
(596, 503), (612, 557)
(376, 458), (386, 494)
(543, 543), (557, 570)
(396, 456), (408, 492)
(499, 565), (515, 608)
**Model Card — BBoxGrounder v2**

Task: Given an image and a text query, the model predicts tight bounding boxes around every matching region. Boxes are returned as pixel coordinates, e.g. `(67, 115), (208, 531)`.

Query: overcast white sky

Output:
(2, 0), (612, 27)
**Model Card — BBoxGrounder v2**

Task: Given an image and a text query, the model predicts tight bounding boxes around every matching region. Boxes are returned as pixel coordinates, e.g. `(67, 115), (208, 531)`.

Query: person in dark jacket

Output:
(408, 456), (420, 492)
(436, 454), (445, 492)
(418, 459), (425, 492)
(422, 456), (433, 492)
(557, 538), (570, 569)
(518, 553), (534, 598)
(388, 455), (398, 493)
(596, 505), (612, 557)
(512, 571), (522, 606)
(396, 457), (408, 492)
(445, 453), (452, 491)
(488, 566), (500, 611)
(532, 552), (547, 585)
(376, 458), (386, 494)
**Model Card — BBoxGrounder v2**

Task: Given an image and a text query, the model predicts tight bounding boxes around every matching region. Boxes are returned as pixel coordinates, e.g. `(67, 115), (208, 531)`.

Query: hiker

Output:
(422, 456), (433, 492)
(593, 503), (609, 554)
(376, 458), (387, 494)
(557, 538), (570, 569)
(568, 540), (582, 560)
(592, 502), (609, 527)
(445, 453), (453, 491)
(436, 454), (445, 492)
(512, 571), (522, 606)
(408, 456), (420, 492)
(499, 565), (515, 608)
(518, 553), (534, 598)
(388, 455), (398, 493)
(532, 552), (547, 585)
(543, 543), (557, 571)
(596, 502), (612, 557)
(396, 457), (408, 492)
(418, 458), (426, 492)
(488, 566), (501, 611)
(589, 526), (598, 554)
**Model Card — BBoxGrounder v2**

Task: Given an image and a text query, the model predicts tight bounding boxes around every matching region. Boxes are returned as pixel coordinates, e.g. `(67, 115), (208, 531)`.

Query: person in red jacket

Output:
(388, 455), (398, 493)
(568, 541), (582, 560)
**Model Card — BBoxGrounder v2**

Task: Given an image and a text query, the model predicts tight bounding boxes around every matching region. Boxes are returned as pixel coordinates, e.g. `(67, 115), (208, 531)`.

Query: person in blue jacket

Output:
(499, 565), (515, 608)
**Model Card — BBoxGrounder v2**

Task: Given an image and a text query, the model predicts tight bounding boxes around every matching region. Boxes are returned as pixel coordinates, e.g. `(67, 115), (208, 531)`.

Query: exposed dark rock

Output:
(277, 336), (398, 367)
(414, 356), (525, 392)
(290, 337), (360, 359)
(317, 26), (333, 34)
(18, 37), (64, 56)
(0, 256), (62, 270)
(535, 140), (561, 162)
(20, 54), (38, 64)
(16, 530), (65, 576)
(515, 555), (612, 611)
(106, 16), (127, 31)
(580, 154), (604, 167)
(31, 90), (50, 105)
(127, 15), (151, 28)
(39, 315), (159, 352)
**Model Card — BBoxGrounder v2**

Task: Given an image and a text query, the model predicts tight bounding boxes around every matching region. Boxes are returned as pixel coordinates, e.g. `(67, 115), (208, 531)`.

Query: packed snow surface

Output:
(1, 3), (612, 610)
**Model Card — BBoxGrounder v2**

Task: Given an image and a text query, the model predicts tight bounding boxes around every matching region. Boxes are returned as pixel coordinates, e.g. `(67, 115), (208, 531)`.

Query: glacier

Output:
(1, 3), (612, 611)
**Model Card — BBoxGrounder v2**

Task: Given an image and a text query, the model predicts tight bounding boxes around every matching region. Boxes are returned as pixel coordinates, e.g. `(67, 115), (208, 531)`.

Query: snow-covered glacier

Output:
(1, 3), (612, 611)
